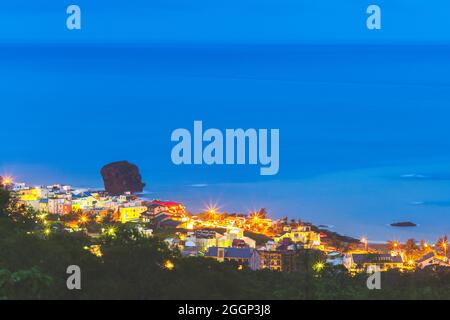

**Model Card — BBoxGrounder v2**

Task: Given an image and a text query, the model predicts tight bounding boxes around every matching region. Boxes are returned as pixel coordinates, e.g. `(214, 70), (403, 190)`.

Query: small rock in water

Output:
(390, 221), (417, 227)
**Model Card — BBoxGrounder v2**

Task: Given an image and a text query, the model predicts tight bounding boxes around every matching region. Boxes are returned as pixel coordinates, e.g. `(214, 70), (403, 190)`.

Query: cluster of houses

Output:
(14, 182), (327, 272)
(343, 250), (450, 273)
(12, 182), (450, 274)
(164, 225), (326, 272)
(15, 183), (185, 225)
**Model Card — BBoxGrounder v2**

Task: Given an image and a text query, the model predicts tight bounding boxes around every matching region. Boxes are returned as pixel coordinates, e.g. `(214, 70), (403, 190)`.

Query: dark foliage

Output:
(1, 189), (450, 299)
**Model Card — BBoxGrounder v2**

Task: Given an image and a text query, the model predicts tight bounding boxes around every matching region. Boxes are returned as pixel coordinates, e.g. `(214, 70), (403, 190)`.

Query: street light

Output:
(361, 237), (368, 251)
(206, 204), (219, 215)
(79, 215), (88, 224)
(106, 226), (116, 237)
(2, 177), (12, 188)
(164, 260), (175, 271)
(391, 241), (399, 252)
(313, 261), (325, 273)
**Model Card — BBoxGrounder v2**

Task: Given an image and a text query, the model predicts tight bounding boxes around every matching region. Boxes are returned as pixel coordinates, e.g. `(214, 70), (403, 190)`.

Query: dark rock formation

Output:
(101, 161), (145, 196)
(391, 221), (417, 227)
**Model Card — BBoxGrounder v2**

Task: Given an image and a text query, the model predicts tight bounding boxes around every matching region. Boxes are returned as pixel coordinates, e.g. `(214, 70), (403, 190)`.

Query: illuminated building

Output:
(416, 252), (450, 269)
(39, 199), (49, 212)
(274, 226), (322, 249)
(217, 228), (256, 249)
(18, 188), (41, 201)
(150, 200), (185, 215)
(258, 250), (296, 272)
(136, 225), (153, 238)
(344, 253), (404, 273)
(326, 252), (344, 266)
(72, 192), (98, 209)
(48, 198), (72, 215)
(190, 230), (221, 252)
(145, 202), (169, 215)
(181, 240), (198, 257)
(118, 206), (147, 223)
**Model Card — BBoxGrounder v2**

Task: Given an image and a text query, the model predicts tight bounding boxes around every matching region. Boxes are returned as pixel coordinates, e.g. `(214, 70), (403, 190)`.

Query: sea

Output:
(1, 43), (450, 242)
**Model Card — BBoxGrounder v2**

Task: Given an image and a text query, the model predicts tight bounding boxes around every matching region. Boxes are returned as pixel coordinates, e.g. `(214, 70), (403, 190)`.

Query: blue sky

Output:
(0, 1), (449, 44)
(1, 1), (450, 188)
(2, 1), (450, 240)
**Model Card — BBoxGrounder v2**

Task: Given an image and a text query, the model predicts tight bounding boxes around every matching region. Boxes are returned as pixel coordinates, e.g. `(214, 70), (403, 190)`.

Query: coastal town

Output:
(2, 175), (450, 275)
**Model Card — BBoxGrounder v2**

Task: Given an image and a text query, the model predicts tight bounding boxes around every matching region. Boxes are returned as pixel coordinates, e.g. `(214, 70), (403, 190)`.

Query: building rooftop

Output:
(152, 200), (183, 208)
(416, 252), (435, 263)
(159, 219), (183, 228)
(153, 213), (172, 223)
(352, 253), (403, 264)
(206, 247), (254, 259)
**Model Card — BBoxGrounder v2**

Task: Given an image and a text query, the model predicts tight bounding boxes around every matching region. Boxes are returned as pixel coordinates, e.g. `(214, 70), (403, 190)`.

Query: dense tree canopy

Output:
(1, 189), (450, 299)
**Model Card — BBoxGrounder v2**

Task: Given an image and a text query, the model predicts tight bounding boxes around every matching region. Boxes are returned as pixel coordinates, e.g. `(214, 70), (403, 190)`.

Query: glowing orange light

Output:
(164, 260), (175, 270)
(90, 245), (103, 257)
(79, 215), (88, 223)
